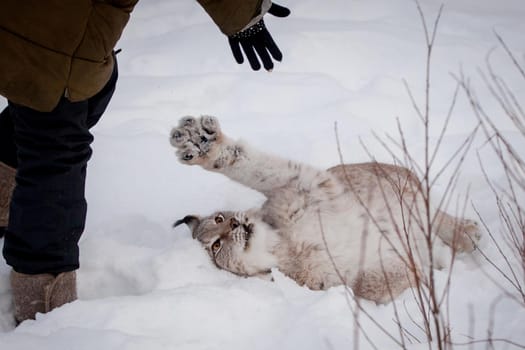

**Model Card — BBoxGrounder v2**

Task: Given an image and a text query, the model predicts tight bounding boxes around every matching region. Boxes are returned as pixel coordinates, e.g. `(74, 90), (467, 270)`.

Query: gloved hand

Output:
(228, 3), (290, 71)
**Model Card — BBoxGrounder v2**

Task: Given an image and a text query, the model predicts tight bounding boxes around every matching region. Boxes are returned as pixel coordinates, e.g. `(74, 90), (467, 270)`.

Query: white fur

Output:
(238, 216), (280, 275)
(170, 116), (481, 302)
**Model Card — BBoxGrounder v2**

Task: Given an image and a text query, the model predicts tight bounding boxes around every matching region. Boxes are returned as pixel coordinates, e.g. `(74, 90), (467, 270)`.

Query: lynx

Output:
(170, 116), (480, 303)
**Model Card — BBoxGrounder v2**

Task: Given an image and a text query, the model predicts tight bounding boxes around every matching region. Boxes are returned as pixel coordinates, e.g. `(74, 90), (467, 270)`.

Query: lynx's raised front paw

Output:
(170, 116), (222, 165)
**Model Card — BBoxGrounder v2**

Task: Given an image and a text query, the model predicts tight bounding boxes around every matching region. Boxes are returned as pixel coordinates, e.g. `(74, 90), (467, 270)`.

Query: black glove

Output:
(228, 3), (291, 71)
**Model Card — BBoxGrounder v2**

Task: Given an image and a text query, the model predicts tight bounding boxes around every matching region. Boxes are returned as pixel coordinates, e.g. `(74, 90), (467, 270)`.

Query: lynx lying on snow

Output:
(170, 116), (480, 303)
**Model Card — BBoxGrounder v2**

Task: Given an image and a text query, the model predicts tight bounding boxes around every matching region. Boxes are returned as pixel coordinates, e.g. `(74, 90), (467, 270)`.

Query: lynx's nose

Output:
(230, 218), (240, 229)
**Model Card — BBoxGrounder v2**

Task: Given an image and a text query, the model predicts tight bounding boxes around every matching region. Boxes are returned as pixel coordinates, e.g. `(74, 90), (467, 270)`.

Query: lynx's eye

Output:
(211, 239), (222, 254)
(214, 214), (225, 224)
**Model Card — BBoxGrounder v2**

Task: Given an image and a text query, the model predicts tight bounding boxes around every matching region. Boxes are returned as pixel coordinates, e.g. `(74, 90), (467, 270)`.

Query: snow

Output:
(1, 0), (525, 348)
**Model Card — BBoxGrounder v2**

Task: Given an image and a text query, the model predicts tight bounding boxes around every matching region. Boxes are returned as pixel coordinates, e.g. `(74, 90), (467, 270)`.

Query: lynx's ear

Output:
(173, 215), (201, 238)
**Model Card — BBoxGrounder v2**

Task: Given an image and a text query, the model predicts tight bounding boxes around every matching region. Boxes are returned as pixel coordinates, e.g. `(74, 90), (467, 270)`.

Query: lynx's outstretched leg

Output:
(170, 116), (339, 198)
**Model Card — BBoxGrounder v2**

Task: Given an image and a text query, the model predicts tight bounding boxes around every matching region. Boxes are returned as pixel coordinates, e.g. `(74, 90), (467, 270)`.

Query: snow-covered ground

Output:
(1, 0), (525, 348)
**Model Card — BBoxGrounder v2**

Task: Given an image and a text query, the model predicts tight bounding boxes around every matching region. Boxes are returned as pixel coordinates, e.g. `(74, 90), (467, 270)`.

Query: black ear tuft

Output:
(173, 215), (201, 238)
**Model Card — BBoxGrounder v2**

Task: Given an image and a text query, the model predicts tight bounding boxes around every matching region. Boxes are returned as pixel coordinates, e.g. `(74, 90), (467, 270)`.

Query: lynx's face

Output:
(175, 211), (256, 276)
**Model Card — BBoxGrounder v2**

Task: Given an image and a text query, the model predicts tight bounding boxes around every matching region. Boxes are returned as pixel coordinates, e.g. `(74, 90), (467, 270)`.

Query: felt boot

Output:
(10, 270), (77, 324)
(0, 161), (16, 228)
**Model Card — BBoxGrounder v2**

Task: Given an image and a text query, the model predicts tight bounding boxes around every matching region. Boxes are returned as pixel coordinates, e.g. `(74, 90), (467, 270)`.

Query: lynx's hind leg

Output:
(434, 210), (481, 253)
(352, 261), (418, 304)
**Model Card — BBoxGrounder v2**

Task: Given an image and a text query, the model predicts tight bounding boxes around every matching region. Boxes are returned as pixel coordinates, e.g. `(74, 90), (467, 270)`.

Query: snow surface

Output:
(1, 0), (525, 349)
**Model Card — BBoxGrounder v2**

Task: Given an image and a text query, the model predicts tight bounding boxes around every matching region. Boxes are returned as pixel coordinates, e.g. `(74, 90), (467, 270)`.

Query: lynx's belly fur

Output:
(171, 116), (481, 303)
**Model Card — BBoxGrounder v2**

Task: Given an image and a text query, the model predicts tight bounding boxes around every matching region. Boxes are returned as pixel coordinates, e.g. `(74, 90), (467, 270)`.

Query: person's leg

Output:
(87, 56), (118, 129)
(3, 98), (94, 274)
(3, 59), (118, 323)
(3, 98), (90, 323)
(0, 106), (18, 168)
(3, 58), (119, 274)
(0, 106), (18, 238)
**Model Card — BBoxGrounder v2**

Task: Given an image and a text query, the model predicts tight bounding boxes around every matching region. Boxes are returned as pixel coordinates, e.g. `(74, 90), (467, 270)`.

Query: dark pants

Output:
(0, 62), (118, 274)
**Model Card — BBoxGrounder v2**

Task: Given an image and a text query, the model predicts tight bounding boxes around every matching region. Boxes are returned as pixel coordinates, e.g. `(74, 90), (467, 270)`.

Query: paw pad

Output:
(170, 115), (222, 164)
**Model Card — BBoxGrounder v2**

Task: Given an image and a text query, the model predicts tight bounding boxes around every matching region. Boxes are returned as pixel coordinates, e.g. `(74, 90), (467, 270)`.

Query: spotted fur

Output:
(170, 116), (481, 303)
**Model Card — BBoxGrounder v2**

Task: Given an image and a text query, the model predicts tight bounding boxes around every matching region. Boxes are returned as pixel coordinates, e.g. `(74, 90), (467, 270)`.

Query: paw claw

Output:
(176, 144), (199, 163)
(170, 128), (186, 146)
(201, 115), (219, 134)
(180, 116), (197, 127)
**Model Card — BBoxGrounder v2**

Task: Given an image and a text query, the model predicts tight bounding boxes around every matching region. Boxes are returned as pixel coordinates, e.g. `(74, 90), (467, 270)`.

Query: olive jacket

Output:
(0, 0), (262, 112)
